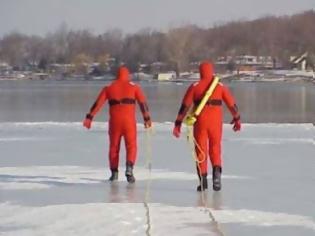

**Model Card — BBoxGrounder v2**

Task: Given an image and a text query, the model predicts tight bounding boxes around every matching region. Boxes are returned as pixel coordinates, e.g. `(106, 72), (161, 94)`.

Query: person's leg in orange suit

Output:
(208, 127), (222, 167)
(124, 123), (137, 165)
(108, 125), (122, 181)
(194, 126), (209, 191)
(208, 126), (223, 191)
(123, 123), (137, 183)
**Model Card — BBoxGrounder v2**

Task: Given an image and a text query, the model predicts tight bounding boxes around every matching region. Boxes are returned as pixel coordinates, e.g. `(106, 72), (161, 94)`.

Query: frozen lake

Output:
(1, 122), (315, 236)
(0, 80), (315, 235)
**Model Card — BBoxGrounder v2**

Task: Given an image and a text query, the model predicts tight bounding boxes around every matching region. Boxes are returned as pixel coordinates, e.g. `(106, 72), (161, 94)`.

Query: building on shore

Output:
(290, 52), (315, 71)
(0, 62), (11, 74)
(153, 72), (176, 81)
(215, 55), (276, 72)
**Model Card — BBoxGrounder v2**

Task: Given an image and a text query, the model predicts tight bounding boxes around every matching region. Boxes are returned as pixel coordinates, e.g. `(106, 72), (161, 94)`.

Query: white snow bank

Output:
(0, 202), (314, 236)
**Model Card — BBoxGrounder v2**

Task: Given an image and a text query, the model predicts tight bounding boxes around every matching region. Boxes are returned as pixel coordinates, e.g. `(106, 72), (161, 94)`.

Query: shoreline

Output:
(0, 75), (314, 84)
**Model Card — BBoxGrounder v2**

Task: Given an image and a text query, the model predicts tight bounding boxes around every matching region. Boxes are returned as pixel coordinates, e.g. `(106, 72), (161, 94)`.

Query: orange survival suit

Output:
(83, 66), (151, 182)
(173, 61), (241, 191)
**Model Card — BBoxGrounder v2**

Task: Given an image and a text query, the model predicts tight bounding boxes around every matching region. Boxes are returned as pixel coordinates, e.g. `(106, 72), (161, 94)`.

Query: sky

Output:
(0, 0), (314, 36)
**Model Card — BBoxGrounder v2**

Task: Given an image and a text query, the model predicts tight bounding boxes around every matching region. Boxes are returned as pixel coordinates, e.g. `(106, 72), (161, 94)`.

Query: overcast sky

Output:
(0, 0), (314, 36)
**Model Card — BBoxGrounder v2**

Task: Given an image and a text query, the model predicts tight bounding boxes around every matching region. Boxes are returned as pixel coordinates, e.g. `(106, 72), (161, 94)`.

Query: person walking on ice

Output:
(83, 66), (152, 183)
(173, 61), (241, 191)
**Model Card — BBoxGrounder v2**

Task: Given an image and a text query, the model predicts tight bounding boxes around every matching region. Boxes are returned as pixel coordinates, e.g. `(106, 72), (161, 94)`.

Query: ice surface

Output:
(0, 122), (315, 236)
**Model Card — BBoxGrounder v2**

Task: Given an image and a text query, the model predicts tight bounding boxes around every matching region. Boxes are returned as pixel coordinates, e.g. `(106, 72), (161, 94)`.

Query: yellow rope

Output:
(186, 125), (206, 164)
(186, 125), (206, 193)
(144, 127), (153, 236)
(186, 125), (225, 236)
(145, 127), (153, 171)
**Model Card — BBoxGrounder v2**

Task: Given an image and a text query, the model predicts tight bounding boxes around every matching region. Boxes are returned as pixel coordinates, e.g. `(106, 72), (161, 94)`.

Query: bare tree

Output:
(72, 53), (92, 75)
(0, 32), (28, 68)
(1, 10), (315, 73)
(166, 25), (197, 76)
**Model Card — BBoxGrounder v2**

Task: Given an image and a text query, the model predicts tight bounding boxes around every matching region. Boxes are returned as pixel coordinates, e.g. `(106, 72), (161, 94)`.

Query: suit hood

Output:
(116, 66), (130, 81)
(199, 61), (214, 80)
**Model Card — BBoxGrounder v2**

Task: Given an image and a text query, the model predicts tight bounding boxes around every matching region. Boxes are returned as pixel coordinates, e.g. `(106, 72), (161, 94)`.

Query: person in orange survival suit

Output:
(173, 61), (241, 191)
(83, 66), (152, 183)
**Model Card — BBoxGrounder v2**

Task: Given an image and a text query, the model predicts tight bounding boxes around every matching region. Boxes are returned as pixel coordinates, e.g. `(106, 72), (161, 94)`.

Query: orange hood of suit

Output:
(199, 62), (214, 81)
(116, 66), (130, 81)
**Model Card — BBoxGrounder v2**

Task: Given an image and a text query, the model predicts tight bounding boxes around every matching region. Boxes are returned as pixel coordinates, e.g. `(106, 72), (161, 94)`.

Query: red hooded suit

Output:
(174, 62), (241, 176)
(83, 66), (151, 172)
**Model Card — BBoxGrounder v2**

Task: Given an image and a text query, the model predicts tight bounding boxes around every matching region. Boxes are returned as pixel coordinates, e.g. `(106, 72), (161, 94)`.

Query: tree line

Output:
(0, 10), (314, 74)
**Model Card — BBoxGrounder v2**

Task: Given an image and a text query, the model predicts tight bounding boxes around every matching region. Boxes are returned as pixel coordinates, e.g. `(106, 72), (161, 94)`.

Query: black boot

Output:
(197, 174), (208, 192)
(212, 166), (222, 191)
(196, 164), (208, 191)
(125, 162), (135, 183)
(109, 169), (118, 181)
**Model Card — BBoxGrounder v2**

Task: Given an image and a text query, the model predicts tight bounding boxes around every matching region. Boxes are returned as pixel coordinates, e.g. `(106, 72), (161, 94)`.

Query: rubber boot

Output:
(212, 166), (222, 191)
(125, 162), (135, 183)
(109, 169), (118, 181)
(197, 174), (208, 191)
(196, 164), (208, 191)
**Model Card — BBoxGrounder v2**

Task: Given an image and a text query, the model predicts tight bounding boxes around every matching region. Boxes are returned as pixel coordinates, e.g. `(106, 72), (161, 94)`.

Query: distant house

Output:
(138, 63), (150, 73)
(215, 55), (275, 72)
(153, 72), (176, 81)
(235, 55), (258, 65)
(0, 62), (12, 75)
(290, 52), (314, 71)
(49, 64), (75, 74)
(150, 62), (174, 74)
(0, 62), (10, 70)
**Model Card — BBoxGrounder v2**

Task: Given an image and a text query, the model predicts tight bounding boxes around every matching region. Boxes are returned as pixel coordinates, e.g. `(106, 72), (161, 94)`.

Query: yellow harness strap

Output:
(184, 76), (220, 126)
